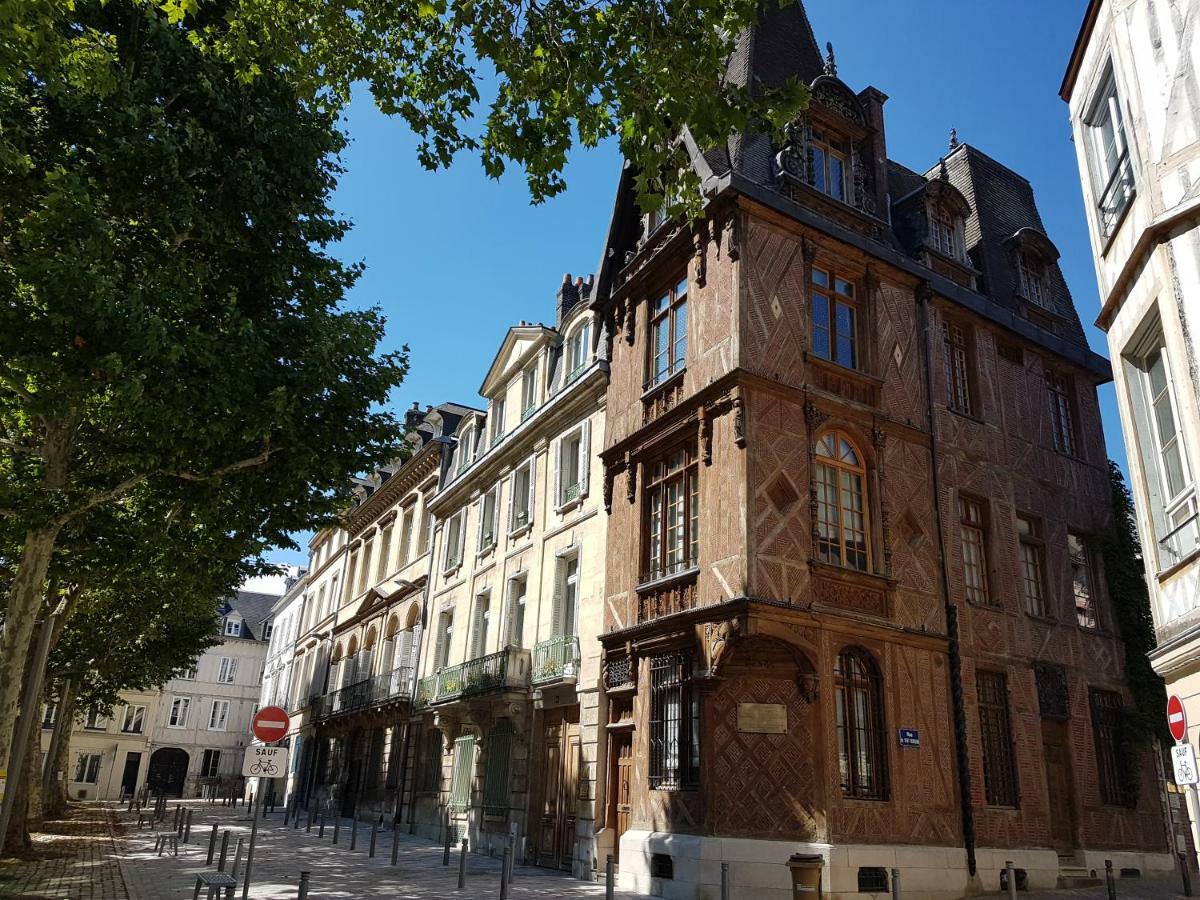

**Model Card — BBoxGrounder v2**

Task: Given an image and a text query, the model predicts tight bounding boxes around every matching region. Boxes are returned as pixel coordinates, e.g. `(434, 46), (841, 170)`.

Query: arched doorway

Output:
(147, 747), (190, 797)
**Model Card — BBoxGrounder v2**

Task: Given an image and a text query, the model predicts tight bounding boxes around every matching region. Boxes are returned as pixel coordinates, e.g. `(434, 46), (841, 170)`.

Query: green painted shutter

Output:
(449, 734), (476, 812)
(482, 721), (513, 816)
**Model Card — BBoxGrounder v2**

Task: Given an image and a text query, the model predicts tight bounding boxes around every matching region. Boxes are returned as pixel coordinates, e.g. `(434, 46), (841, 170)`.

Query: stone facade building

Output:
(1061, 0), (1200, 862)
(590, 4), (1174, 897)
(251, 573), (308, 804)
(405, 276), (607, 877)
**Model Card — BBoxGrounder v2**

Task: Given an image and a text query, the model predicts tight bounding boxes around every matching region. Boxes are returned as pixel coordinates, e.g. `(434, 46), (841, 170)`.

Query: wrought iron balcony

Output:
(312, 666), (414, 722)
(414, 646), (531, 707)
(532, 635), (580, 685)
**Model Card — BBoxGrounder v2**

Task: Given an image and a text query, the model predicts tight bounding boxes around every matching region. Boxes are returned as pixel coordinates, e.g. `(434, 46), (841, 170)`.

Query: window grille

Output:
(977, 670), (1019, 807)
(448, 734), (476, 812)
(835, 647), (888, 800)
(1090, 688), (1133, 807)
(858, 868), (889, 892)
(482, 721), (513, 816)
(649, 653), (699, 789)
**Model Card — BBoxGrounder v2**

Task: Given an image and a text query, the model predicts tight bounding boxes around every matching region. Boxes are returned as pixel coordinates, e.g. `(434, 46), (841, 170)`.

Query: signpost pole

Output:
(242, 775), (261, 900)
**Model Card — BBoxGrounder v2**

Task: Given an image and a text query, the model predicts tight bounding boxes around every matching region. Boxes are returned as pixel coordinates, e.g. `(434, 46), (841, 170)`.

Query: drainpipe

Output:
(917, 283), (977, 878)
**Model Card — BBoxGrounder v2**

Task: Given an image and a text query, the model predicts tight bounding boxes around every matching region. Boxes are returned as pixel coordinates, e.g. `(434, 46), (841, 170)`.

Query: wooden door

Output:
(613, 735), (633, 863)
(534, 707), (581, 870)
(1042, 721), (1077, 853)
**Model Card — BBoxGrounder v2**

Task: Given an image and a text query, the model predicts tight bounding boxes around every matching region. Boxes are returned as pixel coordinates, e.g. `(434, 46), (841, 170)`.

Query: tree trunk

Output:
(0, 525), (60, 783)
(43, 682), (77, 819)
(3, 672), (48, 852)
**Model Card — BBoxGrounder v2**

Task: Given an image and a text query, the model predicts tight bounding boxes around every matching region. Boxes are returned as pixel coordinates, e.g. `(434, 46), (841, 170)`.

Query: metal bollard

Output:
(443, 818), (452, 866)
(1006, 860), (1017, 900)
(217, 831), (232, 872)
(306, 805), (315, 833)
(207, 823), (219, 864)
(605, 854), (615, 900)
(228, 838), (244, 900)
(318, 815), (326, 838)
(1106, 859), (1116, 900)
(721, 861), (730, 900)
(173, 804), (182, 834)
(457, 838), (468, 889)
(184, 808), (193, 843)
(1181, 851), (1195, 897)
(891, 867), (901, 899)
(500, 847), (511, 900)
(332, 816), (341, 845)
(350, 816), (358, 851)
(297, 871), (311, 900)
(391, 825), (400, 866)
(369, 821), (378, 857)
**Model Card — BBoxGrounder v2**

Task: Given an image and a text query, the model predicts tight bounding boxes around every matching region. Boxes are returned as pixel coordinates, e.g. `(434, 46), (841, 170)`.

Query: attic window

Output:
(1017, 253), (1049, 309)
(811, 128), (849, 203)
(930, 209), (963, 261)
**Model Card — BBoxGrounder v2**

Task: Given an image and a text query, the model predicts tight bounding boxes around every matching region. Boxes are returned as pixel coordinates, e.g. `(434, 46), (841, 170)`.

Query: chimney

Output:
(404, 401), (426, 431)
(556, 272), (581, 325)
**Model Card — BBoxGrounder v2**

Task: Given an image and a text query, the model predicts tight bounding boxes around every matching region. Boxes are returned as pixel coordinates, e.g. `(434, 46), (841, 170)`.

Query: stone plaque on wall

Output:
(736, 702), (788, 734)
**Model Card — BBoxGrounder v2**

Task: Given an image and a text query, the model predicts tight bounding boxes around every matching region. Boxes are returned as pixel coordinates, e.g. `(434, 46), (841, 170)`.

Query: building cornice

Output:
(347, 442), (442, 537)
(1060, 0), (1103, 102)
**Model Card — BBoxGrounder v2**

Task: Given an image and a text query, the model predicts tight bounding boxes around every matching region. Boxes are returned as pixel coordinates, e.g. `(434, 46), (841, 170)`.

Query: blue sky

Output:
(266, 0), (1115, 569)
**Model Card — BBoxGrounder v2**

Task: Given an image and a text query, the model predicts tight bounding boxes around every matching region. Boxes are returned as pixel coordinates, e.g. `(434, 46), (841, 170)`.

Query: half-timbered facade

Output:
(593, 4), (1173, 898)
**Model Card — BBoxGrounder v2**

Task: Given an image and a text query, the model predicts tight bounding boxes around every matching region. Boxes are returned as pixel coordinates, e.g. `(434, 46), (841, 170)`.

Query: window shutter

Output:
(471, 599), (485, 659)
(553, 438), (563, 508)
(396, 631), (412, 675)
(527, 454), (537, 523)
(382, 639), (396, 672)
(579, 420), (591, 496)
(408, 624), (422, 671)
(482, 722), (513, 816)
(507, 470), (517, 531)
(551, 560), (565, 637)
(475, 498), (484, 549)
(449, 734), (477, 812)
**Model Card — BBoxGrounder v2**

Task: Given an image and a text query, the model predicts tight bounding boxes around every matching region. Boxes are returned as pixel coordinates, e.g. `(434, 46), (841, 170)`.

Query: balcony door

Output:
(533, 706), (580, 870)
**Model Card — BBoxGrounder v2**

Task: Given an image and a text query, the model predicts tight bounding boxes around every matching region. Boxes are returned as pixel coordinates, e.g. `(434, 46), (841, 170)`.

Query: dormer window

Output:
(811, 128), (849, 203)
(930, 210), (963, 261)
(489, 398), (505, 446)
(224, 617), (242, 637)
(565, 321), (591, 384)
(1017, 253), (1048, 309)
(521, 364), (539, 420)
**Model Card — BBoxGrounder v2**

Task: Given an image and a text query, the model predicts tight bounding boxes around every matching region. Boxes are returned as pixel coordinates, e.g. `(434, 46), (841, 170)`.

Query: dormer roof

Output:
(478, 324), (556, 398)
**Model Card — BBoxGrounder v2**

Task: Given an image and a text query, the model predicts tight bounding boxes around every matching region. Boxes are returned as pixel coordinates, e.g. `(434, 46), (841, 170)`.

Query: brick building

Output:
(590, 3), (1174, 897)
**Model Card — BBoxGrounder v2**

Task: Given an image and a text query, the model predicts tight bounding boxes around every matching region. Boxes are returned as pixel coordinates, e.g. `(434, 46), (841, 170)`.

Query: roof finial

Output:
(824, 42), (837, 77)
(949, 127), (959, 150)
(938, 156), (949, 182)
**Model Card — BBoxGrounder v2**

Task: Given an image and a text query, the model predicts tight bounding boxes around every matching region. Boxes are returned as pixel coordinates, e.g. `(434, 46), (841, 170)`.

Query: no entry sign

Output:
(252, 705), (290, 744)
(1168, 694), (1188, 743)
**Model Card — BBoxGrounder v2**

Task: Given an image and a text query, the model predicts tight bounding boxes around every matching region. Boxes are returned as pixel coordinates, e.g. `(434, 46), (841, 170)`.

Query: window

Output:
(178, 666), (196, 680)
(470, 592), (490, 659)
(201, 749), (222, 778)
(398, 507), (415, 567)
(1047, 371), (1078, 456)
(977, 670), (1019, 807)
(482, 720), (514, 816)
(73, 752), (102, 784)
(943, 322), (973, 415)
(121, 705), (146, 734)
(521, 364), (539, 419)
(1128, 336), (1199, 567)
(1018, 253), (1048, 309)
(489, 398), (506, 445)
(344, 549), (360, 602)
(42, 704), (57, 729)
(556, 422), (590, 507)
(553, 555), (579, 637)
(959, 496), (991, 605)
(208, 699), (230, 731)
(930, 210), (962, 260)
(1018, 514), (1047, 618)
(377, 522), (394, 581)
(448, 734), (477, 812)
(83, 710), (108, 731)
(434, 611), (453, 669)
(443, 510), (465, 571)
(1070, 533), (1099, 629)
(1090, 688), (1133, 807)
(647, 277), (688, 389)
(359, 535), (375, 593)
(834, 647), (888, 800)
(814, 431), (870, 571)
(509, 458), (535, 532)
(224, 617), (242, 637)
(810, 128), (849, 202)
(419, 729), (443, 793)
(1086, 65), (1135, 238)
(643, 443), (700, 582)
(648, 653), (700, 790)
(811, 267), (858, 369)
(218, 657), (238, 684)
(565, 322), (591, 383)
(478, 487), (498, 551)
(168, 696), (191, 728)
(263, 622), (274, 641)
(417, 500), (432, 556)
(506, 577), (527, 647)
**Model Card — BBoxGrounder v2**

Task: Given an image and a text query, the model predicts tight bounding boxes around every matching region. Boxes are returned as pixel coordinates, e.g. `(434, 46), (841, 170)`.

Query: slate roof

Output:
(226, 589), (280, 641)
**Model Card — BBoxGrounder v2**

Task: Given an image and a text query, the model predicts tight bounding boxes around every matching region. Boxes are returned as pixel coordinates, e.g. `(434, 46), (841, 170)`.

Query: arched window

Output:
(834, 647), (888, 800)
(565, 321), (591, 382)
(814, 432), (870, 571)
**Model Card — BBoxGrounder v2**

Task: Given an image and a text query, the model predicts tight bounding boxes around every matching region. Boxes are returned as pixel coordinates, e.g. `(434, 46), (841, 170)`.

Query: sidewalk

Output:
(113, 800), (650, 900)
(0, 805), (126, 899)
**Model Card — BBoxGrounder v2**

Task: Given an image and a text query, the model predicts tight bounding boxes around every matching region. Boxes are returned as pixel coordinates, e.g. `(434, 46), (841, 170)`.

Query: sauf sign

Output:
(1168, 694), (1198, 786)
(242, 744), (289, 778)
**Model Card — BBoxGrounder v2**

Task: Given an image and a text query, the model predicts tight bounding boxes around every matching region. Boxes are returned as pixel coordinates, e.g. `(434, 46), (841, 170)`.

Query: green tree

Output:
(0, 1), (408, 789)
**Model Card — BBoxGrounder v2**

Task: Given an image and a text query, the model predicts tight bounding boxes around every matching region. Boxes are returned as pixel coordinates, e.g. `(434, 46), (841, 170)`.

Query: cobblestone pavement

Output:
(1008, 878), (1191, 899)
(113, 800), (651, 900)
(0, 805), (127, 899)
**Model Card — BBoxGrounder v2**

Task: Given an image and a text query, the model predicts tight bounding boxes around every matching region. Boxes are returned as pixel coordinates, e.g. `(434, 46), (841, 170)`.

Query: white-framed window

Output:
(552, 553), (580, 637)
(455, 423), (477, 476)
(443, 510), (465, 572)
(477, 486), (499, 552)
(930, 210), (962, 261)
(83, 710), (109, 731)
(489, 397), (506, 446)
(1017, 253), (1048, 309)
(505, 576), (528, 648)
(521, 363), (539, 419)
(263, 622), (274, 640)
(470, 591), (491, 659)
(224, 616), (242, 637)
(218, 657), (239, 684)
(1085, 62), (1135, 239)
(398, 506), (415, 567)
(73, 752), (102, 784)
(377, 521), (394, 582)
(509, 457), (536, 533)
(555, 421), (591, 508)
(42, 704), (57, 729)
(168, 696), (191, 728)
(178, 666), (196, 680)
(434, 611), (454, 669)
(121, 705), (146, 734)
(208, 699), (230, 731)
(201, 748), (222, 778)
(1127, 328), (1200, 568)
(359, 534), (375, 594)
(565, 321), (591, 383)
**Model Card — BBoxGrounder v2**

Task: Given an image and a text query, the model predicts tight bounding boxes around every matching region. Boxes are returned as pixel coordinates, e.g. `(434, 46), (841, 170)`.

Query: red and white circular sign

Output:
(252, 706), (290, 744)
(1168, 695), (1188, 743)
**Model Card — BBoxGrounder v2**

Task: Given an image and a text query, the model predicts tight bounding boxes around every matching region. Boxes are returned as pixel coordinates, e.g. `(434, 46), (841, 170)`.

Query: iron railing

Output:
(643, 358), (685, 393)
(521, 404), (538, 422)
(532, 635), (580, 685)
(1096, 149), (1134, 238)
(414, 646), (531, 707)
(605, 655), (634, 690)
(638, 556), (699, 588)
(312, 665), (414, 722)
(1160, 511), (1200, 568)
